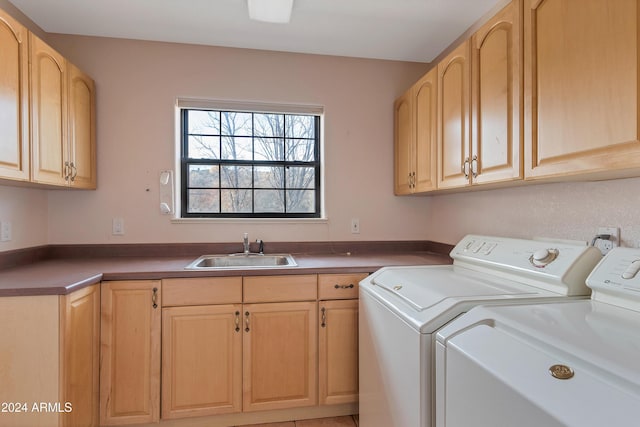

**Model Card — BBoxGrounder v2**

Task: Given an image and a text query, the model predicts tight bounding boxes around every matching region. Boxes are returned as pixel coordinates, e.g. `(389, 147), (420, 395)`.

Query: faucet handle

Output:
(256, 239), (264, 254)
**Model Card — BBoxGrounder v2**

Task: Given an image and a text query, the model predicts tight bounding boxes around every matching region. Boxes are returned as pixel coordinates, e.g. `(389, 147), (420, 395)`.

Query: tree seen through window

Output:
(181, 109), (320, 217)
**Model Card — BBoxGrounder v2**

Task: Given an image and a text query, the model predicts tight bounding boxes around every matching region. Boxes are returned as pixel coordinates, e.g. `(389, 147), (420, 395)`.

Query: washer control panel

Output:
(451, 235), (603, 295)
(586, 247), (640, 309)
(452, 235), (598, 274)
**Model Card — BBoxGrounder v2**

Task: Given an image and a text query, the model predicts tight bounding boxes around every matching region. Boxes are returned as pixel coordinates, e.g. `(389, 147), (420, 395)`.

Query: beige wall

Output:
(426, 177), (640, 248)
(41, 35), (431, 245)
(0, 186), (48, 250)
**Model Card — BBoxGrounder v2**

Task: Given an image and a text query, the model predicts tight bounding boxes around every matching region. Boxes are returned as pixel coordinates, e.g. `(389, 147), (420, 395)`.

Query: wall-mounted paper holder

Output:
(159, 170), (174, 214)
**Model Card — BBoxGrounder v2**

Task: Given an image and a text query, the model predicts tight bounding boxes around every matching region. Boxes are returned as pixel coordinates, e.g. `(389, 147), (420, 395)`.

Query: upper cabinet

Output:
(394, 67), (438, 195)
(0, 5), (96, 189)
(523, 0), (640, 180)
(397, 0), (640, 194)
(0, 9), (29, 181)
(30, 35), (96, 189)
(68, 62), (97, 188)
(471, 0), (522, 185)
(30, 34), (68, 186)
(394, 91), (413, 194)
(413, 69), (438, 192)
(437, 40), (471, 189)
(437, 0), (521, 191)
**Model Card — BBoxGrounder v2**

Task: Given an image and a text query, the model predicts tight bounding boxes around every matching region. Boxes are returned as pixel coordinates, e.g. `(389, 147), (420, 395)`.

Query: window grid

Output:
(181, 109), (321, 218)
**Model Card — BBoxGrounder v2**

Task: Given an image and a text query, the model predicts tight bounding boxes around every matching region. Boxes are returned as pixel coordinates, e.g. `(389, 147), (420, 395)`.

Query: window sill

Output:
(170, 217), (329, 225)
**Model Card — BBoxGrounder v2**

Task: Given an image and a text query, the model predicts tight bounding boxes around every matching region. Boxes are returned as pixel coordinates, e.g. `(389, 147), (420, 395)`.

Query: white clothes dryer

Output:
(434, 246), (640, 427)
(359, 235), (602, 427)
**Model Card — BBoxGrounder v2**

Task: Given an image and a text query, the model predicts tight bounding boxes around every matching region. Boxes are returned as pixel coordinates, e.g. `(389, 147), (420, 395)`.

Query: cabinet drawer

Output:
(162, 277), (242, 306)
(318, 273), (368, 300)
(243, 275), (317, 303)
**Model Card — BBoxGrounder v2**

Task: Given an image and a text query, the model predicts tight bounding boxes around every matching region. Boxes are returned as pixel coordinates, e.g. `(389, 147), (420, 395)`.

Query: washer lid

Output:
(437, 300), (640, 389)
(371, 266), (538, 311)
(436, 301), (640, 427)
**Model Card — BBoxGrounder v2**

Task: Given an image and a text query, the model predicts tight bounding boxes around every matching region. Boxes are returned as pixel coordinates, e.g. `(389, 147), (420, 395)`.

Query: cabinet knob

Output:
(320, 307), (326, 328)
(245, 311), (250, 332)
(334, 284), (354, 289)
(235, 311), (240, 332)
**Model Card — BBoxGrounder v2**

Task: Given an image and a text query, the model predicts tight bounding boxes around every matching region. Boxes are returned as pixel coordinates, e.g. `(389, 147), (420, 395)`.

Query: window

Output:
(180, 106), (321, 218)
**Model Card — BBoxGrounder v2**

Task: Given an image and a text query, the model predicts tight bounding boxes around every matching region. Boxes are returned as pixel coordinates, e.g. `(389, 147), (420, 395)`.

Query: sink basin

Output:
(185, 253), (297, 270)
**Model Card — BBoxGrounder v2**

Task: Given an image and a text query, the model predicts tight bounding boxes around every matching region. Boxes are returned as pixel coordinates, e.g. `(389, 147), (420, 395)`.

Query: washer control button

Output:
(622, 259), (640, 279)
(533, 249), (551, 261)
(483, 243), (497, 255)
(529, 248), (559, 267)
(472, 242), (486, 253)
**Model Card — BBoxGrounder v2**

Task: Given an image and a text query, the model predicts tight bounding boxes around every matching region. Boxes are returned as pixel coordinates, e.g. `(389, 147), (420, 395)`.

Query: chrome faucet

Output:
(243, 233), (250, 254)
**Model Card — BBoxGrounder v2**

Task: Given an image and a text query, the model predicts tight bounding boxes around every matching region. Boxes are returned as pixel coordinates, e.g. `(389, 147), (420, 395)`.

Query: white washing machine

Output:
(434, 246), (640, 427)
(358, 234), (602, 427)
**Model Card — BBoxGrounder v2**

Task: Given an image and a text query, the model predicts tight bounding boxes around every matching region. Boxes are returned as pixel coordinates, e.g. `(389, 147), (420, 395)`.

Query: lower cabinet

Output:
(0, 284), (100, 427)
(100, 273), (364, 425)
(318, 273), (366, 406)
(161, 276), (243, 420)
(162, 304), (243, 419)
(243, 301), (318, 412)
(60, 284), (101, 427)
(100, 280), (161, 425)
(318, 299), (359, 405)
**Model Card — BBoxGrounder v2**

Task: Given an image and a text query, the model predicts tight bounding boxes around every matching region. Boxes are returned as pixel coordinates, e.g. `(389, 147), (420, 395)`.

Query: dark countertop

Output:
(0, 251), (452, 297)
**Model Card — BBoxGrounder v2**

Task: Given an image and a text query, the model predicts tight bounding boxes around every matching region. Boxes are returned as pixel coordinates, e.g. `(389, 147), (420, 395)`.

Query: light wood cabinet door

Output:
(394, 90), (413, 195)
(413, 67), (438, 192)
(394, 68), (438, 195)
(100, 281), (161, 425)
(67, 62), (96, 189)
(243, 301), (317, 412)
(30, 33), (67, 187)
(524, 0), (640, 180)
(162, 304), (242, 419)
(437, 40), (471, 189)
(0, 9), (29, 182)
(318, 299), (358, 406)
(60, 284), (100, 427)
(471, 0), (522, 185)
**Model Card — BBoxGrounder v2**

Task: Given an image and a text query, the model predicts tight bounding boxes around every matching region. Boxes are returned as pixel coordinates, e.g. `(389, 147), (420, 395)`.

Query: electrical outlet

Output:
(351, 218), (360, 234)
(1, 221), (12, 242)
(594, 226), (619, 255)
(112, 218), (125, 236)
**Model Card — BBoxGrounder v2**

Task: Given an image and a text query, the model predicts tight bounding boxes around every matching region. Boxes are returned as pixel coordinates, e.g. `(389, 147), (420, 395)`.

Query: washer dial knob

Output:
(529, 248), (559, 267)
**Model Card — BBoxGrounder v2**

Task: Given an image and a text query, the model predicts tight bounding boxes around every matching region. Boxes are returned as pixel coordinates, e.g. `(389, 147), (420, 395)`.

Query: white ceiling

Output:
(9, 0), (503, 63)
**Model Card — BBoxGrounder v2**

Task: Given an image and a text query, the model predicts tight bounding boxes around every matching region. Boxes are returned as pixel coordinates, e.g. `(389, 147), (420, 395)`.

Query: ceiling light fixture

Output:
(248, 0), (294, 24)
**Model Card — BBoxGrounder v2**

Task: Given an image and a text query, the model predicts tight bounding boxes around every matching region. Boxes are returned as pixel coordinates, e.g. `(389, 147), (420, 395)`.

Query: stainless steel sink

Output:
(185, 253), (297, 270)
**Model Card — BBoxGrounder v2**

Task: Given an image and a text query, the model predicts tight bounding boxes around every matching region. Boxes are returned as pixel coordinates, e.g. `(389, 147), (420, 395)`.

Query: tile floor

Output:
(240, 415), (359, 427)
